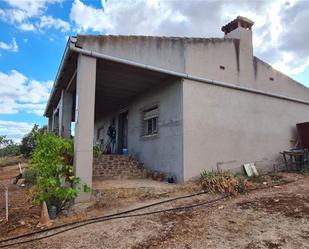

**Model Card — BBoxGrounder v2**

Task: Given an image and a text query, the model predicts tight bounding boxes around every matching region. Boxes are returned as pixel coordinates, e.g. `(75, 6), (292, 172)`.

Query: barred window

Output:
(142, 106), (158, 136)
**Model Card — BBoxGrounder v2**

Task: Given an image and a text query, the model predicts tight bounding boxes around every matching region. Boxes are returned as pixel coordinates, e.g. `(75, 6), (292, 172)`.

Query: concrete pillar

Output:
(52, 108), (59, 133)
(48, 116), (53, 132)
(59, 90), (73, 139)
(74, 54), (96, 202)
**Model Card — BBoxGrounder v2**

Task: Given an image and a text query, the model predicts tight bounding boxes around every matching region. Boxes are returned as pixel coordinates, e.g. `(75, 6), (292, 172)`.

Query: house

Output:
(44, 16), (309, 200)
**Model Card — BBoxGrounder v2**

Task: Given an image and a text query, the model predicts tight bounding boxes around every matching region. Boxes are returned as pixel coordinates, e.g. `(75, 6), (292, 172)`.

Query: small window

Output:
(269, 77), (274, 81)
(143, 106), (158, 136)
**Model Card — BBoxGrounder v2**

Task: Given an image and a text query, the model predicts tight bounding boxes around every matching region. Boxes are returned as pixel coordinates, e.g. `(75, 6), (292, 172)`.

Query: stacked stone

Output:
(93, 155), (148, 180)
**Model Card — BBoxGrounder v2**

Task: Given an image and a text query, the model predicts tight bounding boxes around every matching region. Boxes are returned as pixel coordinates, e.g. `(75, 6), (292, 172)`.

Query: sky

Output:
(0, 0), (309, 142)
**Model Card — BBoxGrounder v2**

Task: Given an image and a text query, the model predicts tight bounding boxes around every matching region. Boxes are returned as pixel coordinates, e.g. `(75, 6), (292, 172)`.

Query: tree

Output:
(31, 132), (85, 209)
(20, 125), (47, 157)
(0, 135), (20, 157)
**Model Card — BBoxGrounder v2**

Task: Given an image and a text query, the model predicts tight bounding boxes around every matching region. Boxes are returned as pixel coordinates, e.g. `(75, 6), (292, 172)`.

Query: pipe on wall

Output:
(68, 42), (309, 106)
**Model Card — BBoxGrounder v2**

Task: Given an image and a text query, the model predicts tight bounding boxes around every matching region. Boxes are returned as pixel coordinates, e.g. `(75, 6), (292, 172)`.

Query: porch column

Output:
(74, 54), (96, 202)
(52, 108), (59, 133)
(47, 116), (53, 132)
(59, 90), (73, 139)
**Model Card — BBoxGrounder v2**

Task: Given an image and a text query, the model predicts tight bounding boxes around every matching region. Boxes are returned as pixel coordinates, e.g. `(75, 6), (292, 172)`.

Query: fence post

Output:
(5, 187), (8, 221)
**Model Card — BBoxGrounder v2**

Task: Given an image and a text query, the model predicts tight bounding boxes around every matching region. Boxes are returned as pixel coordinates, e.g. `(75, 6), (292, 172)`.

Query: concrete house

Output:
(45, 16), (309, 193)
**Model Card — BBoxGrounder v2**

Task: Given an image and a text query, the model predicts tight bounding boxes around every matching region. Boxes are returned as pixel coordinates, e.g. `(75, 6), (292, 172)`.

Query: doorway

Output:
(118, 111), (128, 153)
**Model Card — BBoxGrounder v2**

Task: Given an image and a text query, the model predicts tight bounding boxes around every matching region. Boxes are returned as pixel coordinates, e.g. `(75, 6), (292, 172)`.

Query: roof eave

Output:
(43, 36), (76, 117)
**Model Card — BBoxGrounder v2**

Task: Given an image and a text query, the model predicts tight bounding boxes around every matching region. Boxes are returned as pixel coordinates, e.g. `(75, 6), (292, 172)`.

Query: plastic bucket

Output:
(122, 148), (128, 156)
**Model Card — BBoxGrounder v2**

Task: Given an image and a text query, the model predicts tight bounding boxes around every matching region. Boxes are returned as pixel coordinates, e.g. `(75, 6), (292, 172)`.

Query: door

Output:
(118, 111), (128, 153)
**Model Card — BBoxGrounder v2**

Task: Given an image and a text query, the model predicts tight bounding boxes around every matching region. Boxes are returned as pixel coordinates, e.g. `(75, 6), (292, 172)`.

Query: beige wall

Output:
(182, 27), (309, 180)
(77, 35), (186, 73)
(184, 27), (309, 102)
(183, 78), (309, 180)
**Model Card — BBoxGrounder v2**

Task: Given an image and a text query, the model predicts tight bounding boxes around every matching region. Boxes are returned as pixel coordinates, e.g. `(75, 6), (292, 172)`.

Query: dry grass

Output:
(0, 155), (28, 168)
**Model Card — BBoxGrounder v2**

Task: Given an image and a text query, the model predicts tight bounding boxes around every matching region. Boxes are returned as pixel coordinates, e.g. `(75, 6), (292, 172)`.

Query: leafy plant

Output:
(93, 144), (101, 157)
(200, 170), (247, 195)
(0, 135), (21, 157)
(20, 124), (47, 158)
(248, 175), (267, 184)
(23, 168), (37, 186)
(268, 173), (283, 181)
(30, 132), (86, 210)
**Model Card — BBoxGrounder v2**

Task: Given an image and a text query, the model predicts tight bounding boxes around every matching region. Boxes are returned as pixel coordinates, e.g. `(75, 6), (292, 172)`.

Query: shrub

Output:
(247, 175), (267, 184)
(31, 132), (87, 210)
(23, 168), (37, 186)
(20, 124), (47, 158)
(0, 135), (20, 157)
(200, 170), (247, 195)
(93, 144), (101, 157)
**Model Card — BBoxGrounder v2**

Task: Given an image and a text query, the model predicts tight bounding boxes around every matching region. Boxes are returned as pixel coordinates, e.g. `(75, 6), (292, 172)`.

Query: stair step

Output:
(93, 155), (149, 180)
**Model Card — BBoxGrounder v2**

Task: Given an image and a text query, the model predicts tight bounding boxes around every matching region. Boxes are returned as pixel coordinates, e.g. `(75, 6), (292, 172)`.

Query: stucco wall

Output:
(94, 79), (184, 182)
(184, 28), (309, 102)
(182, 27), (309, 180)
(77, 35), (186, 73)
(183, 78), (309, 180)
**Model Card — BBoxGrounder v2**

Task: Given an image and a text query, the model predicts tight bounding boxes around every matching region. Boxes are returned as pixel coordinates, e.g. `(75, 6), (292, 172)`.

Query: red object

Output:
(296, 122), (309, 149)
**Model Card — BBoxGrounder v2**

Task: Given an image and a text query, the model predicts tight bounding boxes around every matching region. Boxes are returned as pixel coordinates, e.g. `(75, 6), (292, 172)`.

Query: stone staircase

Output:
(93, 155), (149, 180)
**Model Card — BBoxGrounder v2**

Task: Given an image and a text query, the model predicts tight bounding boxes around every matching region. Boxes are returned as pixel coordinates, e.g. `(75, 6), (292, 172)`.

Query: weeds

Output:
(200, 170), (247, 195)
(269, 173), (283, 181)
(248, 175), (267, 184)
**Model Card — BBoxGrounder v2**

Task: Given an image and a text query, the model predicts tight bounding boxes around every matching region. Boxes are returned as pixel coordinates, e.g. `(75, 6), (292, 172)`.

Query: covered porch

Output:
(44, 39), (178, 200)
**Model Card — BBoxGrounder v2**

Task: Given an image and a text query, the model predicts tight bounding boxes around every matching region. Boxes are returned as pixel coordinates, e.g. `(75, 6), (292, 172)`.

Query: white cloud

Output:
(20, 23), (36, 31)
(0, 70), (52, 116)
(0, 120), (33, 143)
(0, 37), (18, 52)
(70, 0), (113, 33)
(39, 15), (70, 32)
(69, 0), (309, 76)
(0, 0), (70, 32)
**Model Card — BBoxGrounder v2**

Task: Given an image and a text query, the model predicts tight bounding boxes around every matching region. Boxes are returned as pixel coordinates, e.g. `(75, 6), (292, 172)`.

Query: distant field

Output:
(0, 155), (28, 167)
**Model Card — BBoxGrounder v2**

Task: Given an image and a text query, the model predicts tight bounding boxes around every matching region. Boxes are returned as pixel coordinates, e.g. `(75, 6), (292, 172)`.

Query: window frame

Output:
(142, 105), (159, 137)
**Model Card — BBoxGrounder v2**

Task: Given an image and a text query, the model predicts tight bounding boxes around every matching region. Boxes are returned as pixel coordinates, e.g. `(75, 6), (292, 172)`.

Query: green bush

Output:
(23, 168), (37, 186)
(200, 170), (247, 195)
(20, 124), (47, 158)
(248, 175), (267, 183)
(93, 144), (101, 157)
(0, 135), (20, 157)
(31, 132), (87, 209)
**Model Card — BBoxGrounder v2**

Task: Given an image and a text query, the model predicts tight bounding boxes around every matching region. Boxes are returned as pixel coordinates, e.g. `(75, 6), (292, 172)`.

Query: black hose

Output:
(0, 194), (228, 248)
(0, 190), (207, 245)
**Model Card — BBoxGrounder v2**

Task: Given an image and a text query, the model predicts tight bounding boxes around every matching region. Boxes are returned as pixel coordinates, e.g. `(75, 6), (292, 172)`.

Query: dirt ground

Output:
(0, 163), (41, 237)
(1, 164), (309, 249)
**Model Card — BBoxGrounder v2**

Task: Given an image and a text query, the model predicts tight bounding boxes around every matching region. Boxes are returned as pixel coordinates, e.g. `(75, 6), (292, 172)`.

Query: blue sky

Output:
(0, 0), (309, 141)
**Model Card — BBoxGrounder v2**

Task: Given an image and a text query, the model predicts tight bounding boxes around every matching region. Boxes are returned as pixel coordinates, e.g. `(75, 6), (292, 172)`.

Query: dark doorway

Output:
(118, 111), (128, 153)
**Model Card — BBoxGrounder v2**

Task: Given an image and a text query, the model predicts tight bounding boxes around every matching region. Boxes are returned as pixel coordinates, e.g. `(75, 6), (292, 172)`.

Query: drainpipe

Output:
(68, 41), (309, 106)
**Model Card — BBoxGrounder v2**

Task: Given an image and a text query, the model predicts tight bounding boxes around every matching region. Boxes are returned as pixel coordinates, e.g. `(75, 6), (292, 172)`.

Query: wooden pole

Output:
(5, 187), (8, 221)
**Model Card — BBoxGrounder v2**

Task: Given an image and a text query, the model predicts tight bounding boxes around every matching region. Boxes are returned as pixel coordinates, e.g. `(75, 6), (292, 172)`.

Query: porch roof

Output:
(44, 36), (180, 117)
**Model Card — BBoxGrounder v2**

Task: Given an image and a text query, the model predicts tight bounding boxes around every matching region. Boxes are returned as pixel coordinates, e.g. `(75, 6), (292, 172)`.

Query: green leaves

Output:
(30, 132), (88, 209)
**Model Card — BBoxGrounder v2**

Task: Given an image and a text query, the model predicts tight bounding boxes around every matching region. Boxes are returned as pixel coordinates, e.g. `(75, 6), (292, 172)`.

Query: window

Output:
(143, 106), (158, 136)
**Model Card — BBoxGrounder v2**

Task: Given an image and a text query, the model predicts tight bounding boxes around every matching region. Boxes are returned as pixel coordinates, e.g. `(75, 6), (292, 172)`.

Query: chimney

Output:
(222, 16), (254, 58)
(221, 16), (254, 35)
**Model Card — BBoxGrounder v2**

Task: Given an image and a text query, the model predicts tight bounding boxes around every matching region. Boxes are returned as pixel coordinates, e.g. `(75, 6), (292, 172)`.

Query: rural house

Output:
(44, 16), (309, 199)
